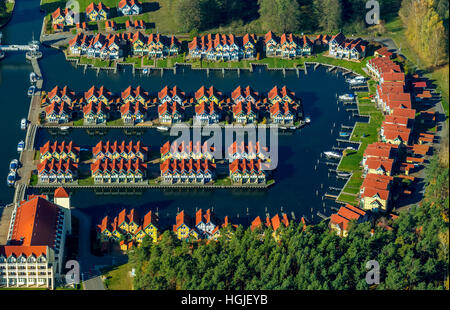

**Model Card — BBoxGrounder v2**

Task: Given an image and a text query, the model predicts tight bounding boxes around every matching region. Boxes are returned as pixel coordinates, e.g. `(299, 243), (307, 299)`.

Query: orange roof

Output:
(10, 196), (61, 248)
(54, 187), (69, 198)
(250, 216), (262, 231)
(0, 245), (47, 258)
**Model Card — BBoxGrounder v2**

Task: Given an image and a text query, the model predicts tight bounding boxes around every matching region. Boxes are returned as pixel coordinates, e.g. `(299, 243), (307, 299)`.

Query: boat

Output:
(279, 126), (287, 130)
(20, 118), (28, 130)
(156, 126), (169, 132)
(30, 72), (37, 83)
(60, 126), (70, 131)
(346, 75), (365, 85)
(142, 68), (149, 74)
(305, 116), (311, 124)
(324, 151), (342, 159)
(9, 159), (19, 172)
(289, 126), (296, 130)
(17, 141), (25, 152)
(346, 146), (356, 151)
(27, 85), (36, 96)
(339, 132), (350, 138)
(337, 171), (351, 177)
(7, 171), (16, 187)
(338, 94), (355, 101)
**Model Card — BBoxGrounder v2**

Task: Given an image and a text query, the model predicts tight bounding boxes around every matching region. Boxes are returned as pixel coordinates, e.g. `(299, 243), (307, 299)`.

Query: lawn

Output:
(102, 263), (133, 290)
(337, 87), (384, 202)
(78, 176), (94, 186)
(106, 118), (124, 126)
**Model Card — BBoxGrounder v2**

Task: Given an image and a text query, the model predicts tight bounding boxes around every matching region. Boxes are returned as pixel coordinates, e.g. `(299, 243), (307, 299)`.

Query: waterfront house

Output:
(120, 102), (147, 124)
(84, 86), (113, 104)
(188, 33), (254, 61)
(143, 211), (159, 243)
(92, 140), (148, 162)
(160, 140), (215, 161)
(231, 85), (259, 104)
(360, 174), (393, 195)
(0, 192), (69, 289)
(91, 158), (147, 184)
(242, 33), (258, 59)
(118, 0), (142, 15)
(83, 102), (110, 124)
(118, 208), (141, 235)
(47, 86), (76, 106)
(121, 85), (149, 105)
(232, 101), (259, 124)
(270, 101), (298, 124)
(366, 57), (402, 81)
(267, 85), (296, 104)
(328, 32), (367, 60)
(362, 142), (396, 166)
(158, 102), (184, 125)
(45, 102), (72, 124)
(360, 186), (390, 212)
(40, 141), (80, 163)
(130, 32), (180, 57)
(158, 86), (185, 105)
(51, 7), (74, 27)
(37, 159), (78, 183)
(195, 209), (221, 239)
(381, 123), (411, 145)
(264, 32), (313, 58)
(364, 157), (394, 176)
(229, 159), (266, 184)
(250, 216), (263, 231)
(160, 158), (216, 184)
(86, 2), (110, 22)
(173, 211), (194, 240)
(329, 204), (368, 237)
(195, 86), (222, 104)
(194, 101), (222, 125)
(227, 141), (268, 161)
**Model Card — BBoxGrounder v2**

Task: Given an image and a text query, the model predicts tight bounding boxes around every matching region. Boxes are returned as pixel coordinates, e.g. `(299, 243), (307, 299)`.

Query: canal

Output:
(1, 0), (361, 227)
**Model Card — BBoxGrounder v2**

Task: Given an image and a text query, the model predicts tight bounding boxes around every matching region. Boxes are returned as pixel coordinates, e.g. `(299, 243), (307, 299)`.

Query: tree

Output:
(175, 0), (204, 32)
(314, 0), (342, 32)
(258, 0), (301, 32)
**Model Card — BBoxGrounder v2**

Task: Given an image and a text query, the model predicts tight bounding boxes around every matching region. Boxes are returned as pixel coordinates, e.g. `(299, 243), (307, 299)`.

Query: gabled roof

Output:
(54, 187), (69, 198)
(10, 195), (61, 248)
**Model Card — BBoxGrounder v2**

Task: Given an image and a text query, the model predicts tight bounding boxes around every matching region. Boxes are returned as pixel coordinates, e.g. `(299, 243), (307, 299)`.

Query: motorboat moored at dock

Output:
(339, 132), (350, 138)
(338, 93), (355, 101)
(17, 140), (25, 152)
(324, 151), (342, 159)
(156, 126), (169, 132)
(21, 118), (28, 130)
(9, 159), (19, 172)
(7, 171), (16, 187)
(30, 72), (38, 83)
(27, 85), (36, 96)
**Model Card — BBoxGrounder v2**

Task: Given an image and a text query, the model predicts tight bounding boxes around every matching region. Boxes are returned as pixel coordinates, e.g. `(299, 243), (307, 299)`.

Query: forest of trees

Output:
(400, 0), (448, 67)
(129, 141), (449, 290)
(174, 0), (403, 34)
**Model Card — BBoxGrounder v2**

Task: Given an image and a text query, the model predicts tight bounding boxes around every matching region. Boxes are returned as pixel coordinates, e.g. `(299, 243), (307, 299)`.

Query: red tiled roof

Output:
(54, 187), (69, 198)
(10, 196), (61, 248)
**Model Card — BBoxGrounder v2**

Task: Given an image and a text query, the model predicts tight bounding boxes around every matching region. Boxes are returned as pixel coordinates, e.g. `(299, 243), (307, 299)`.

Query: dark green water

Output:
(1, 0), (363, 227)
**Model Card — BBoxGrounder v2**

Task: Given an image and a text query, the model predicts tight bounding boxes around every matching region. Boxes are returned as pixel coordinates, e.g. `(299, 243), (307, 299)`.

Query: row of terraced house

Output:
(159, 139), (270, 185)
(51, 1), (143, 31)
(329, 47), (436, 237)
(43, 85), (302, 126)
